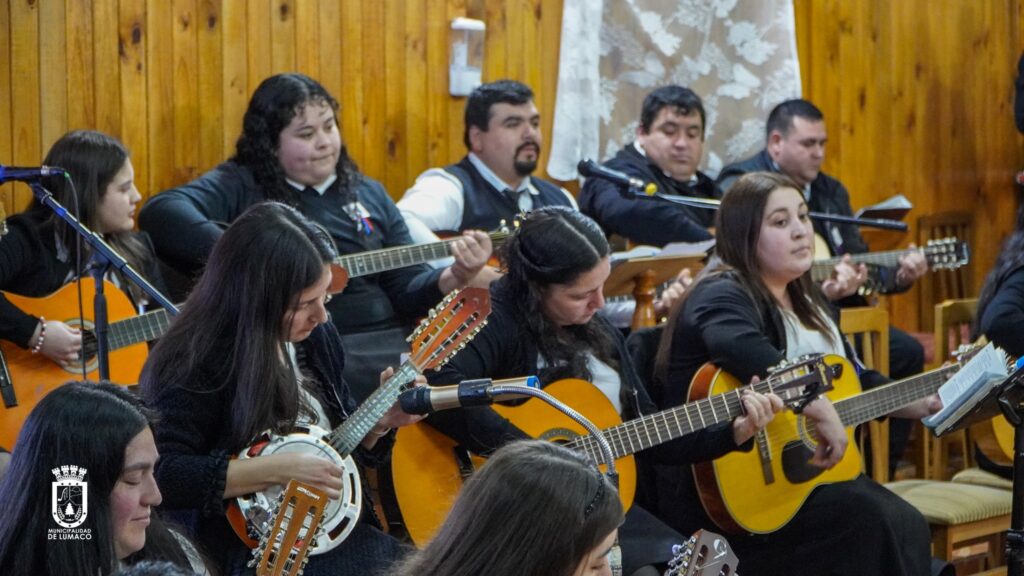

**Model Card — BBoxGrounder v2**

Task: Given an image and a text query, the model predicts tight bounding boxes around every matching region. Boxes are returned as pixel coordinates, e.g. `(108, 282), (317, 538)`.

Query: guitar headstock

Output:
(249, 480), (329, 576)
(665, 529), (739, 576)
(924, 237), (970, 270)
(408, 287), (491, 371)
(765, 353), (834, 413)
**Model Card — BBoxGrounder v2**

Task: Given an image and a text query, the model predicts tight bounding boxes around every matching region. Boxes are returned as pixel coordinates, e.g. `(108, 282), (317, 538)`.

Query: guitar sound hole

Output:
(79, 331), (99, 363)
(781, 440), (826, 484)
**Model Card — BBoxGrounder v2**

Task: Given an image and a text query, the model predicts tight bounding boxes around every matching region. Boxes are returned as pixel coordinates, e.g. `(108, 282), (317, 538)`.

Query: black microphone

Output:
(0, 165), (67, 184)
(577, 159), (658, 195)
(399, 376), (540, 415)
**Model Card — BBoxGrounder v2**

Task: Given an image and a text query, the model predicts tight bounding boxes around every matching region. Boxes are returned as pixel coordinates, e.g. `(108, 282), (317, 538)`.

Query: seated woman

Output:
(427, 206), (780, 575)
(395, 439), (623, 576)
(973, 202), (1024, 478)
(0, 381), (208, 575)
(0, 129), (165, 367)
(140, 202), (423, 575)
(139, 72), (490, 397)
(654, 171), (937, 575)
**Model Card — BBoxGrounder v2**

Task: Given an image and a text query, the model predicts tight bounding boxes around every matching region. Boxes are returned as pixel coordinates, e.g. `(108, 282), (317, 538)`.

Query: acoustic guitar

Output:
(0, 278), (173, 448)
(227, 287), (490, 554)
(665, 529), (739, 576)
(972, 413), (1015, 466)
(809, 237), (969, 285)
(692, 347), (985, 534)
(328, 224), (514, 293)
(249, 480), (329, 576)
(388, 355), (833, 545)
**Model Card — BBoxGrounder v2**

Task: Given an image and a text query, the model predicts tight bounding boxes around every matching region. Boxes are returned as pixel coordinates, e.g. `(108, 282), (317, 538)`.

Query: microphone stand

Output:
(486, 384), (618, 485)
(29, 182), (179, 380)
(624, 183), (909, 232)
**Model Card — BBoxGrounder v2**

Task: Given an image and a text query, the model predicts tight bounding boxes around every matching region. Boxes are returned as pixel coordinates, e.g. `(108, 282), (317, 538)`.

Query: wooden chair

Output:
(839, 306), (891, 482)
(924, 298), (980, 480)
(917, 211), (974, 333)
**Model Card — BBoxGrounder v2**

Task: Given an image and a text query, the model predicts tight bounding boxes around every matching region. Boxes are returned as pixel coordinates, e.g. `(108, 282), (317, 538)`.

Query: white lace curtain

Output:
(548, 0), (802, 180)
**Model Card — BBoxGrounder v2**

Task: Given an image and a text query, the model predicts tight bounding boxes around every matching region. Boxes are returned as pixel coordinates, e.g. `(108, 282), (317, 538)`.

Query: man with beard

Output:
(577, 85), (716, 247)
(398, 80), (576, 251)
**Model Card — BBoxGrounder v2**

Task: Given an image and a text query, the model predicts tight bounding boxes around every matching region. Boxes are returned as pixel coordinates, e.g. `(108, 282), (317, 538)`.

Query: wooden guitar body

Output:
(972, 414), (1014, 466)
(0, 278), (146, 448)
(690, 354), (861, 534)
(390, 378), (633, 546)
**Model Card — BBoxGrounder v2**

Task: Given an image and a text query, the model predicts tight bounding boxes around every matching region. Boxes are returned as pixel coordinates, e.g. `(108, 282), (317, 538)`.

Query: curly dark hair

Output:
(232, 73), (361, 204)
(497, 206), (618, 383)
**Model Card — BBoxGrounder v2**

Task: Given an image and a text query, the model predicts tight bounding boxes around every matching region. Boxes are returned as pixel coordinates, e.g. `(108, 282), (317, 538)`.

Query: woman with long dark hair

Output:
(0, 129), (164, 367)
(426, 205), (779, 575)
(653, 172), (937, 575)
(139, 73), (490, 397)
(977, 202), (1024, 356)
(0, 381), (208, 576)
(395, 440), (623, 576)
(141, 202), (422, 575)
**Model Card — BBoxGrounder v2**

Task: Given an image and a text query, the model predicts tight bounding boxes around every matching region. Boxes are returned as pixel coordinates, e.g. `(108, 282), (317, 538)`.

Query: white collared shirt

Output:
(397, 153), (577, 247)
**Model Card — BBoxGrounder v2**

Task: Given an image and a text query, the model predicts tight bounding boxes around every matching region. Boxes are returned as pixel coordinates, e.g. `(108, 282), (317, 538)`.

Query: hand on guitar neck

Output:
(729, 381), (784, 446)
(893, 242), (929, 288)
(820, 255), (868, 301)
(360, 367), (428, 451)
(29, 319), (82, 366)
(438, 230), (493, 293)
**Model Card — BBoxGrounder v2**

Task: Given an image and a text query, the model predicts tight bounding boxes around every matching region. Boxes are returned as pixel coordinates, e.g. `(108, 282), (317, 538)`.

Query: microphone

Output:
(577, 159), (658, 195)
(0, 165), (67, 184)
(399, 376), (540, 415)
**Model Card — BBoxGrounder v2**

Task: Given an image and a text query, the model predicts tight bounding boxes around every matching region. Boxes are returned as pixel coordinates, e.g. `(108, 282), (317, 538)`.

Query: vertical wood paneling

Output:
(221, 0), (247, 159)
(359, 1), (385, 180)
(246, 0), (271, 95)
(10, 0), (41, 210)
(315, 0), (340, 101)
(93, 0), (122, 136)
(120, 0), (148, 196)
(270, 0), (295, 73)
(146, 0), (174, 194)
(338, 0), (364, 167)
(66, 0), (95, 131)
(403, 0), (428, 185)
(383, 0), (405, 187)
(172, 0), (199, 184)
(294, 0), (319, 77)
(197, 0), (223, 174)
(38, 0), (67, 155)
(0, 1), (13, 213)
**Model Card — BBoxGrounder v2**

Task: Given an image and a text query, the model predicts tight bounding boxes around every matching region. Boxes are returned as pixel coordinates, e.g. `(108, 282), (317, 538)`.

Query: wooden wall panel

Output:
(2, 0), (1020, 333)
(793, 0), (1024, 331)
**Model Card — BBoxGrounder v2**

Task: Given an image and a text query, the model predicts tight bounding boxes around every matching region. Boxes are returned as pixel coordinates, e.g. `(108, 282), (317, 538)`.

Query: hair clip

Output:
(583, 468), (605, 519)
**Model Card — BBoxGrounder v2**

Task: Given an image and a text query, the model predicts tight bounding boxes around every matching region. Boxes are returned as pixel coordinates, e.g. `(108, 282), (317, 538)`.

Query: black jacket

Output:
(578, 144), (716, 246)
(0, 209), (166, 347)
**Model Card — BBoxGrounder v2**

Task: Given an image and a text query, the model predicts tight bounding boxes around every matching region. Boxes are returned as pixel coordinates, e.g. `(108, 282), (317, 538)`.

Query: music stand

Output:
(604, 254), (704, 330)
(929, 360), (1024, 575)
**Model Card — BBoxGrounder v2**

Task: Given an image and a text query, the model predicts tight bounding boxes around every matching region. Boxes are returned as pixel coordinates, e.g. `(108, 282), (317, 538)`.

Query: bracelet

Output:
(369, 427), (392, 438)
(30, 317), (46, 354)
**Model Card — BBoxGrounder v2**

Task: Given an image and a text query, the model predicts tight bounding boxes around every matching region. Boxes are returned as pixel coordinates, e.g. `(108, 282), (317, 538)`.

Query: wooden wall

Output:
(793, 0), (1024, 330)
(0, 0), (564, 212)
(1, 0), (1022, 331)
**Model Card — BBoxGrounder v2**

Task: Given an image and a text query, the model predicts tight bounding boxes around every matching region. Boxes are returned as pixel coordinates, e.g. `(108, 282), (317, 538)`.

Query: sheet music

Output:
(925, 343), (1008, 426)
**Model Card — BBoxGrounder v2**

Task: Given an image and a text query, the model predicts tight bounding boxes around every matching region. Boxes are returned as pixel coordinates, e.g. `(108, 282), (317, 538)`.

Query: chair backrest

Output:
(918, 211), (974, 331)
(840, 306), (891, 482)
(933, 298), (979, 365)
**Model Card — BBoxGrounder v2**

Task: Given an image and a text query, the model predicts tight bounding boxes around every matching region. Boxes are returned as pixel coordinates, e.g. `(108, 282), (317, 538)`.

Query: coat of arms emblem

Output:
(51, 465), (88, 529)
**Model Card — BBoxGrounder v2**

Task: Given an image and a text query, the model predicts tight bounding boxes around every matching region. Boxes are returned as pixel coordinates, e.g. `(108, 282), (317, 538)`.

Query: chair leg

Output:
(931, 525), (954, 561)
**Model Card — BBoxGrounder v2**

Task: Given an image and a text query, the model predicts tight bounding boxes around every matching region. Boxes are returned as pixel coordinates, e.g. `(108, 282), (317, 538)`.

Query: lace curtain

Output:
(547, 0), (802, 180)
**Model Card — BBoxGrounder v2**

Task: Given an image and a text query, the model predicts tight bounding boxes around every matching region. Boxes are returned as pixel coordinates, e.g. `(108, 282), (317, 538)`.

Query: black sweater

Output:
(138, 162), (444, 333)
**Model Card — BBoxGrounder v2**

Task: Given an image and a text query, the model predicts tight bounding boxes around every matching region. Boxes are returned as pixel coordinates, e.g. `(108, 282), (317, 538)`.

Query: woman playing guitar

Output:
(0, 130), (165, 368)
(426, 206), (781, 576)
(654, 172), (939, 575)
(140, 203), (424, 576)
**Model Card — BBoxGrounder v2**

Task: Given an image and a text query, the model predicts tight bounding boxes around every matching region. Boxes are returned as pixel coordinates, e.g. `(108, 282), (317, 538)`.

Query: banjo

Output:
(226, 287), (491, 554)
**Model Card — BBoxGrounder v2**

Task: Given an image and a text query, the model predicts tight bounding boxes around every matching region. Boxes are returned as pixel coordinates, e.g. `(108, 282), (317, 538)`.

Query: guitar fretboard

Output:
(106, 308), (173, 351)
(566, 366), (818, 463)
(336, 231), (510, 279)
(809, 241), (965, 283)
(833, 364), (959, 427)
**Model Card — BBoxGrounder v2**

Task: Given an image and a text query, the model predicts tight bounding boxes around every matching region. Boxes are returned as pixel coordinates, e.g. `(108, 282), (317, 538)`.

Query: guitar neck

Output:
(810, 248), (916, 282)
(336, 231), (508, 279)
(107, 308), (173, 351)
(568, 374), (791, 461)
(326, 362), (420, 457)
(833, 364), (958, 428)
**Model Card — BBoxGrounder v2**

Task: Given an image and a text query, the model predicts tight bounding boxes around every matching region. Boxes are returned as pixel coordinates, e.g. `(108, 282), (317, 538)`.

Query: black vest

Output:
(444, 157), (573, 231)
